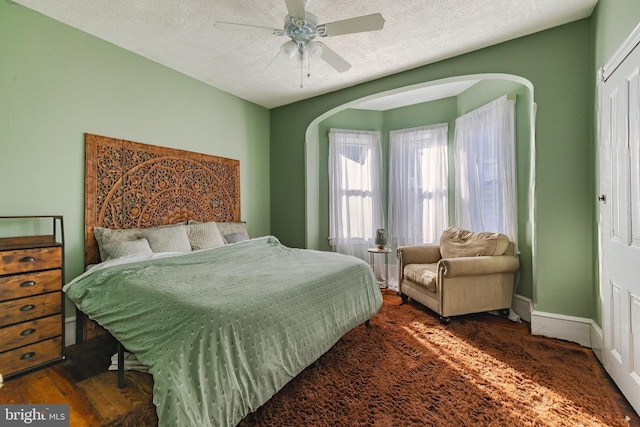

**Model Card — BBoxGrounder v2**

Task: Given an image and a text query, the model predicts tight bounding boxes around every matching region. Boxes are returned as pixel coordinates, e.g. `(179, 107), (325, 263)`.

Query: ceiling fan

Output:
(214, 0), (385, 85)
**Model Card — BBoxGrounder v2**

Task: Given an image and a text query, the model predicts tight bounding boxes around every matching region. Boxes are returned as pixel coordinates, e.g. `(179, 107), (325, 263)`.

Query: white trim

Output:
(590, 321), (604, 364)
(596, 62), (605, 361)
(65, 316), (76, 347)
(530, 310), (598, 348)
(603, 22), (640, 81)
(512, 293), (531, 323)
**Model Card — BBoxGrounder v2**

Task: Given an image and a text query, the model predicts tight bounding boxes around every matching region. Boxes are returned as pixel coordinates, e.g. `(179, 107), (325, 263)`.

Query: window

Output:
(328, 129), (383, 260)
(388, 124), (449, 247)
(454, 95), (517, 241)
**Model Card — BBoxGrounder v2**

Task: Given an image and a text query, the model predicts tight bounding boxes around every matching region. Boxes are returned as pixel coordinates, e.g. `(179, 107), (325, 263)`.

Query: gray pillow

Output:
(223, 233), (250, 244)
(101, 238), (153, 260)
(216, 221), (249, 239)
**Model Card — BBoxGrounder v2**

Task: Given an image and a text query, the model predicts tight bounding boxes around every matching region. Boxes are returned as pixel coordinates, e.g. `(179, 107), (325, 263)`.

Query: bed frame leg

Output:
(365, 319), (370, 328)
(117, 341), (125, 388)
(399, 293), (409, 306)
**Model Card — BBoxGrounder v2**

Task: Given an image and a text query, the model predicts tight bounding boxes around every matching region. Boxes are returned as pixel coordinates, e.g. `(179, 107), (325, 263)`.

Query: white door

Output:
(598, 24), (640, 415)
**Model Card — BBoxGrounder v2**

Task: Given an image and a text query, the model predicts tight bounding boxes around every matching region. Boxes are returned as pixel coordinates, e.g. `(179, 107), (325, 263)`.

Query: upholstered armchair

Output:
(396, 227), (520, 324)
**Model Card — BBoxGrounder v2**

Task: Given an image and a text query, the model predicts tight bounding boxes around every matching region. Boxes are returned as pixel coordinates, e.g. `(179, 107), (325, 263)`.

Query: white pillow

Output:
(101, 238), (153, 260)
(140, 223), (191, 253)
(186, 221), (225, 250)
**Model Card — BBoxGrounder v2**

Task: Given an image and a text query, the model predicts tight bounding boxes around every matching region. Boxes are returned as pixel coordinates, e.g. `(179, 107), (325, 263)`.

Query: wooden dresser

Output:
(0, 216), (65, 378)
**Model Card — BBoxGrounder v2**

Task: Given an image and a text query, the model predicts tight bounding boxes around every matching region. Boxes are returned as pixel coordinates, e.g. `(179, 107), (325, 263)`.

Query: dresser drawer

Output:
(0, 336), (62, 377)
(0, 314), (62, 353)
(0, 292), (61, 328)
(0, 246), (62, 275)
(0, 269), (61, 301)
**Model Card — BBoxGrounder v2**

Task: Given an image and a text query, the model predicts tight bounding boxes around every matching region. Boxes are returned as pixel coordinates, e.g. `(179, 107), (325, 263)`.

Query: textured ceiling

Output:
(14, 0), (597, 109)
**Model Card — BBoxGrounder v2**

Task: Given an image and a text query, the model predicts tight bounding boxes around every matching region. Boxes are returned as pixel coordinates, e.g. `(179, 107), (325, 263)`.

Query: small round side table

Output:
(367, 247), (391, 289)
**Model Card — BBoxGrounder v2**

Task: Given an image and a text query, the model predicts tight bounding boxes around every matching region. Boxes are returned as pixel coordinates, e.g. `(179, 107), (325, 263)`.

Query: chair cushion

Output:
(404, 263), (438, 292)
(440, 227), (510, 258)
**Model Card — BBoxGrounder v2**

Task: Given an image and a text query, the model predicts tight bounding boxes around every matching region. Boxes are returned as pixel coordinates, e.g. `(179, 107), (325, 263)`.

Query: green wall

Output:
(272, 19), (594, 319)
(0, 2), (271, 317)
(593, 1), (640, 67)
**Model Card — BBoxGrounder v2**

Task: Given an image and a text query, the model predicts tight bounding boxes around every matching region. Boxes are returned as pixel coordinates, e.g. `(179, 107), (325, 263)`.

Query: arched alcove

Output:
(305, 73), (536, 297)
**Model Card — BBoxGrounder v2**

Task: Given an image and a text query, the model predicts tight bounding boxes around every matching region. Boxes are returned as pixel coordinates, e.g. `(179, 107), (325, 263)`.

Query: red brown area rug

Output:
(107, 292), (629, 426)
(238, 292), (628, 426)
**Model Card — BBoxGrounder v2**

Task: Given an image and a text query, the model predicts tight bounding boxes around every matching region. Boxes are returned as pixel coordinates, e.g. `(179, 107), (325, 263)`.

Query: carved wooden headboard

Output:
(81, 134), (240, 340)
(84, 133), (241, 266)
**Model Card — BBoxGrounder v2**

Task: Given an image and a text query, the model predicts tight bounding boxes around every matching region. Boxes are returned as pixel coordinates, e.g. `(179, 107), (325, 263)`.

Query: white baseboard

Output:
(512, 294), (531, 323)
(65, 316), (76, 347)
(511, 294), (604, 353)
(590, 322), (604, 363)
(530, 310), (601, 348)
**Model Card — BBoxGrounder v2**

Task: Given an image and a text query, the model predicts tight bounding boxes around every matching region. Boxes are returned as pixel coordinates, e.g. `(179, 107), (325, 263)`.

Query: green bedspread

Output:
(66, 236), (382, 426)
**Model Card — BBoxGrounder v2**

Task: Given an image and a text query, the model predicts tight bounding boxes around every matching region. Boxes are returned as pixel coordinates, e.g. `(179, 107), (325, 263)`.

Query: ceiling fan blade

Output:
(284, 0), (306, 19)
(265, 51), (284, 70)
(214, 21), (282, 36)
(317, 13), (385, 37)
(318, 43), (351, 73)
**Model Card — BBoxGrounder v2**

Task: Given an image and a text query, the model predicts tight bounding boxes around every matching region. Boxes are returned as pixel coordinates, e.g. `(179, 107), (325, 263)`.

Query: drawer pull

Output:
(20, 280), (36, 287)
(21, 328), (36, 336)
(20, 352), (36, 360)
(19, 256), (36, 263)
(19, 304), (36, 312)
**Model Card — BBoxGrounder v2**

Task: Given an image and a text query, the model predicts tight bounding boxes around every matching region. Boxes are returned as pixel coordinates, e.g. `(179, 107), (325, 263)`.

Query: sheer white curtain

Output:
(388, 123), (449, 247)
(454, 95), (517, 243)
(328, 129), (384, 261)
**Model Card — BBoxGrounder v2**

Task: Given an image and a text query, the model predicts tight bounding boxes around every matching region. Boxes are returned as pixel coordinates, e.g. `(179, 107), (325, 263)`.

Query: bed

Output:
(66, 134), (383, 427)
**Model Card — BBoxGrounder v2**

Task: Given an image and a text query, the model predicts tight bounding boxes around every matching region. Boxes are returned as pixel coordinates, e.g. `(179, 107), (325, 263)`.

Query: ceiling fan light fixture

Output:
(307, 41), (323, 59)
(281, 40), (298, 58)
(284, 12), (318, 44)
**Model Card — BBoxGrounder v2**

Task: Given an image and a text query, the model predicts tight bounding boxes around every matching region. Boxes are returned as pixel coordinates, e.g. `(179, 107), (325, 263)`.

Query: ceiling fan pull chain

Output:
(300, 55), (304, 88)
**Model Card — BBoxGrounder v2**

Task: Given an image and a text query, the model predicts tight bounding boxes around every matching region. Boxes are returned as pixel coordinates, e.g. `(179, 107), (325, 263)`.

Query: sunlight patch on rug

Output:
(402, 322), (611, 426)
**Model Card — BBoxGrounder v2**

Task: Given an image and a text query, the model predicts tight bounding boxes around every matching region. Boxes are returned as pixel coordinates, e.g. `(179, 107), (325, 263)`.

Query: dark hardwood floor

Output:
(1, 296), (638, 426)
(0, 334), (154, 426)
(599, 364), (640, 427)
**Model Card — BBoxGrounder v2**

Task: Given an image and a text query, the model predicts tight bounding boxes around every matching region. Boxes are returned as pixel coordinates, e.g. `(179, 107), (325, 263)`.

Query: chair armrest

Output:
(397, 245), (442, 265)
(439, 255), (520, 277)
